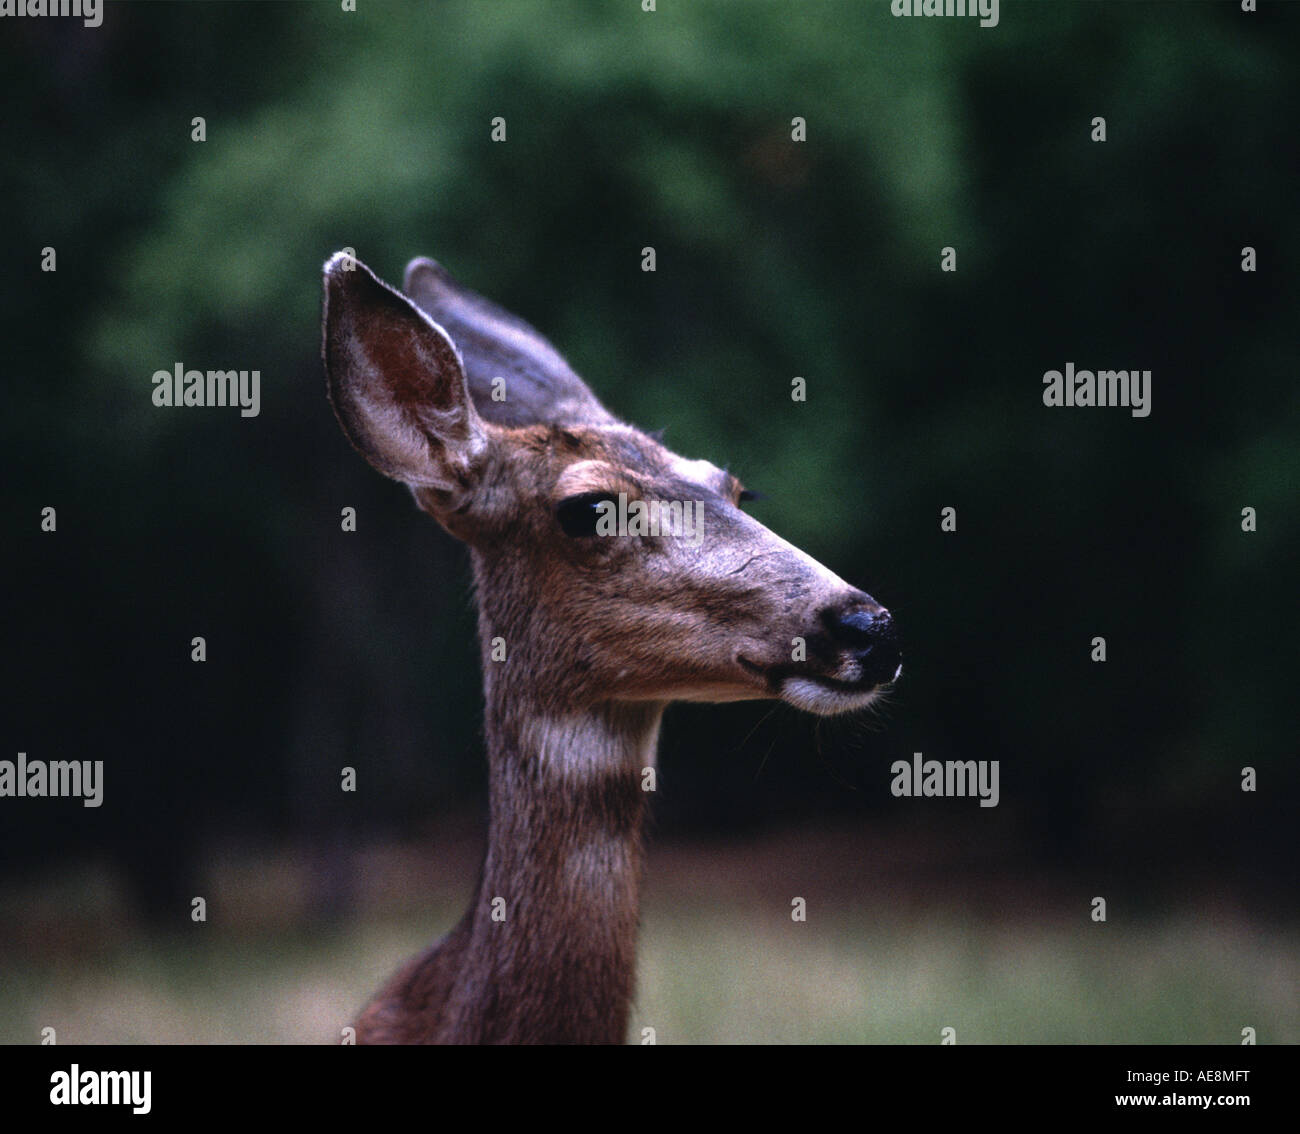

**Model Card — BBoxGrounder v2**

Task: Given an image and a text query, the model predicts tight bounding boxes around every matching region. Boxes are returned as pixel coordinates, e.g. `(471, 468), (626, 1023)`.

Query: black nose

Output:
(822, 601), (900, 686)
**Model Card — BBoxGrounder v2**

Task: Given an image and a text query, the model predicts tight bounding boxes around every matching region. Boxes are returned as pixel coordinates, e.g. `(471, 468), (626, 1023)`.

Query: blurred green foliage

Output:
(3, 1), (1297, 915)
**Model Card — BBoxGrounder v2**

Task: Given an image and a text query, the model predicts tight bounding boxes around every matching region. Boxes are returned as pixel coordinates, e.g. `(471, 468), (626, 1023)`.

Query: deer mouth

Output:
(736, 655), (898, 716)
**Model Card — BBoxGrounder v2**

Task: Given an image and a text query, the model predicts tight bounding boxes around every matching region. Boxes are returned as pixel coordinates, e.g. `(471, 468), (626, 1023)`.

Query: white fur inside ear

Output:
(327, 256), (487, 491)
(347, 381), (483, 491)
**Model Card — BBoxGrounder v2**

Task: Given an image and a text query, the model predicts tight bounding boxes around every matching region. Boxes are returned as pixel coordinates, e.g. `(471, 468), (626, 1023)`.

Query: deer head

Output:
(322, 251), (900, 722)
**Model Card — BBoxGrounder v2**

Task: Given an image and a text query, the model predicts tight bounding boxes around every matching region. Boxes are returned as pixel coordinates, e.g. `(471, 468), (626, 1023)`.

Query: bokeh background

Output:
(2, 0), (1297, 1043)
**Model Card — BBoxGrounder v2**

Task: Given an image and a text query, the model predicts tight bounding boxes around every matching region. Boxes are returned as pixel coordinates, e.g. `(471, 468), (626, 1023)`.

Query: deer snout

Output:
(822, 600), (901, 686)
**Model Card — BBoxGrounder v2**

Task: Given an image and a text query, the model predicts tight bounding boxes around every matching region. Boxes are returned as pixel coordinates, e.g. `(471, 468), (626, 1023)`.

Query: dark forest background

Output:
(1, 0), (1296, 1042)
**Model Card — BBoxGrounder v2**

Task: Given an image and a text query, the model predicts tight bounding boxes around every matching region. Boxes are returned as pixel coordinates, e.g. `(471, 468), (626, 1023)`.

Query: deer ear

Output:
(403, 256), (617, 428)
(323, 252), (488, 501)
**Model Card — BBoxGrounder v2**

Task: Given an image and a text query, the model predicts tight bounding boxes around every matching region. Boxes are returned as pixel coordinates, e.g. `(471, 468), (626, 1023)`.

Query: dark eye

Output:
(738, 488), (763, 506)
(556, 492), (618, 538)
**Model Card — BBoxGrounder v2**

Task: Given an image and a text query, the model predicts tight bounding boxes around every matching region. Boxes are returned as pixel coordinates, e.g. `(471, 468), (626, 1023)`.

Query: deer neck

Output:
(457, 671), (663, 1044)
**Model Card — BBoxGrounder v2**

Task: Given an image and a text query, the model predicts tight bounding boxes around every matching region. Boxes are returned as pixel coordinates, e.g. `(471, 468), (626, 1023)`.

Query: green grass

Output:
(633, 908), (1297, 1044)
(2, 903), (1294, 1045)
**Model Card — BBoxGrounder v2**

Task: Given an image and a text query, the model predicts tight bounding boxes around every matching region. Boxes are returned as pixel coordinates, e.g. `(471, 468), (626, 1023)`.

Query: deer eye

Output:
(556, 493), (618, 538)
(737, 488), (763, 507)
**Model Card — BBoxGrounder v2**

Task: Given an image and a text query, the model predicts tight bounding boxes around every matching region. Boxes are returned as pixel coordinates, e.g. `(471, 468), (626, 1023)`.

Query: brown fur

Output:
(322, 253), (896, 1044)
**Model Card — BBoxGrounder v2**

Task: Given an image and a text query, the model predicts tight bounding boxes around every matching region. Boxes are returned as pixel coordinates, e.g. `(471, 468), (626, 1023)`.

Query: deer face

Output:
(323, 253), (899, 716)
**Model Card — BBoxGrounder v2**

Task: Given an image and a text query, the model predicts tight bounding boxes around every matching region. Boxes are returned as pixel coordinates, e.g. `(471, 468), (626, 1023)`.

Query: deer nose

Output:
(822, 600), (901, 685)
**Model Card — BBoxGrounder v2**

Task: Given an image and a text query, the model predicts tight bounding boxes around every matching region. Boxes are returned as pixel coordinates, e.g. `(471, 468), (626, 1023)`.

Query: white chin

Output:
(781, 677), (885, 716)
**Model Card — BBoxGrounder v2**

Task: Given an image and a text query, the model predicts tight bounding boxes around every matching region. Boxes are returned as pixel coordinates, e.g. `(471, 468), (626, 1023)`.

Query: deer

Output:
(321, 250), (901, 1044)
